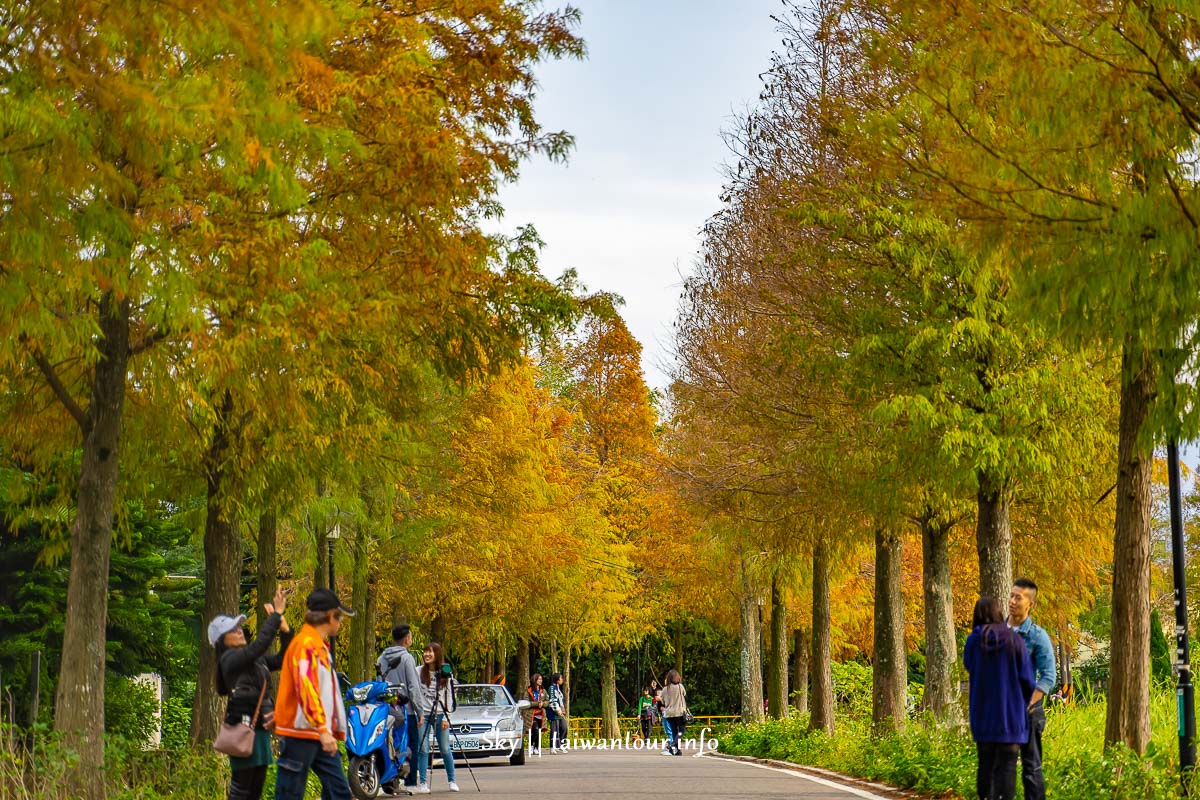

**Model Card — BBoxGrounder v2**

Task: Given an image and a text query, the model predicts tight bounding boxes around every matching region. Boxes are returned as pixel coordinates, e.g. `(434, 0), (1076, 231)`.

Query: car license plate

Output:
(451, 737), (479, 751)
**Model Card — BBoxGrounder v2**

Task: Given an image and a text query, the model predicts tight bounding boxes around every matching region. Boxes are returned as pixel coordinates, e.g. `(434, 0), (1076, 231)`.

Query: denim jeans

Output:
(417, 713), (456, 786)
(550, 716), (568, 748)
(273, 736), (351, 800)
(661, 716), (673, 748)
(1021, 704), (1046, 800)
(402, 713), (420, 786)
(665, 716), (686, 755)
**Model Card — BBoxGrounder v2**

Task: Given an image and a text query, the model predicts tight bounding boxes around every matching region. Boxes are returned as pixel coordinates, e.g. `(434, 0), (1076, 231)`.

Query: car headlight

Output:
(372, 719), (387, 742)
(352, 686), (371, 703)
(497, 717), (516, 732)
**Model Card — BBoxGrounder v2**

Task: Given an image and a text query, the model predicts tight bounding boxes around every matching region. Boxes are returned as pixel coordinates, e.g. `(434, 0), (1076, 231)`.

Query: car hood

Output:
(451, 705), (520, 720)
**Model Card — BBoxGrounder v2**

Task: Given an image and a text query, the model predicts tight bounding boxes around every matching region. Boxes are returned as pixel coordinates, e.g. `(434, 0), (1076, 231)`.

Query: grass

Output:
(719, 692), (1189, 799)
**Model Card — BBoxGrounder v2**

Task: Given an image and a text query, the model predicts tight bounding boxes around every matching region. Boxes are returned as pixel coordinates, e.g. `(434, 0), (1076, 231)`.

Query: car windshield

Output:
(454, 686), (511, 707)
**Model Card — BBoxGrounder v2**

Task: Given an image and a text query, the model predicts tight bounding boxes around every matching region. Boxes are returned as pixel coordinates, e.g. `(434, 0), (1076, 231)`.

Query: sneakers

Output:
(661, 748), (672, 756)
(448, 782), (460, 792)
(411, 785), (430, 795)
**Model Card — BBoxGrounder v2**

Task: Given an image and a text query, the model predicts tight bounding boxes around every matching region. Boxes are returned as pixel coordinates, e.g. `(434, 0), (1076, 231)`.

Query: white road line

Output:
(696, 753), (892, 800)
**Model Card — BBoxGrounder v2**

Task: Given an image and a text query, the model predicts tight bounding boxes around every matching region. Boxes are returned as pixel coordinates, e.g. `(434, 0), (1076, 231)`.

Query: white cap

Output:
(207, 614), (248, 646)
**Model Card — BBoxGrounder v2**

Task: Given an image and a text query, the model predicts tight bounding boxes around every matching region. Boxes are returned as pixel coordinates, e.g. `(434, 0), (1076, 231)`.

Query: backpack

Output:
(378, 652), (404, 683)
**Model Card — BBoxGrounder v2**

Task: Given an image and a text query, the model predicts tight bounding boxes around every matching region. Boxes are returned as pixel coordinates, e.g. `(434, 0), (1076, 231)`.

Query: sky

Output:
(494, 0), (782, 390)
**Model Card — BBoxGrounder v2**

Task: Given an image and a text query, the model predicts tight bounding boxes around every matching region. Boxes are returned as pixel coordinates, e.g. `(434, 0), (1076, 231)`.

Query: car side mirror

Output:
(516, 699), (532, 710)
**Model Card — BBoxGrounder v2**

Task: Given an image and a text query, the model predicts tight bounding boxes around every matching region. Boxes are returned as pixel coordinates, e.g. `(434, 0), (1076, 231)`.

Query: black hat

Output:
(306, 588), (356, 616)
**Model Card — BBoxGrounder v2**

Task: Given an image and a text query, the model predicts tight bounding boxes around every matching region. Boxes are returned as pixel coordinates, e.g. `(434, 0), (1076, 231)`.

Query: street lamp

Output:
(328, 521), (341, 669)
(1169, 439), (1196, 784)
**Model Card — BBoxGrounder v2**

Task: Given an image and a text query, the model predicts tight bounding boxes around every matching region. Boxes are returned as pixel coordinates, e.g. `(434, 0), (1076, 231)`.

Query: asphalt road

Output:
(416, 747), (889, 799)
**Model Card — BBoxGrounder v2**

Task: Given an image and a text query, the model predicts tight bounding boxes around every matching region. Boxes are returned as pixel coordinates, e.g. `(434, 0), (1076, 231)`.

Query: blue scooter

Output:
(345, 680), (412, 799)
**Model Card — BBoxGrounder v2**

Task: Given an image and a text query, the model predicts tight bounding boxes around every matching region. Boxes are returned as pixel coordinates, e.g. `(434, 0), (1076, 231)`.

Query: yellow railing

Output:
(565, 715), (739, 739)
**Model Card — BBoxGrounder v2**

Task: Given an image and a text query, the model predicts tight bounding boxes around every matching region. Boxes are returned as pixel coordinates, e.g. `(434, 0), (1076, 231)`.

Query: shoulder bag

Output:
(213, 676), (267, 757)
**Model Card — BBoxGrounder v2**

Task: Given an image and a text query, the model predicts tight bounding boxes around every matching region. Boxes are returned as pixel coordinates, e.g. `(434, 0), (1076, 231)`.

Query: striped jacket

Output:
(275, 623), (347, 741)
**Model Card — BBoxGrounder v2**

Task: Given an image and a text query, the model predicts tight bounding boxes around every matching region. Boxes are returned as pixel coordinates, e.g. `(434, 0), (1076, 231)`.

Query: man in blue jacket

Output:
(1008, 577), (1056, 800)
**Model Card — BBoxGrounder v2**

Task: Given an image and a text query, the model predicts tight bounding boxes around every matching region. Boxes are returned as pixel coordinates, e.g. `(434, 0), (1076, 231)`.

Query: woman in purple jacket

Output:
(964, 597), (1036, 800)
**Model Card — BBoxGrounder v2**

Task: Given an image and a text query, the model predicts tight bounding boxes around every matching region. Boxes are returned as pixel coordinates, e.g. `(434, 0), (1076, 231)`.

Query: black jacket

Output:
(217, 612), (292, 728)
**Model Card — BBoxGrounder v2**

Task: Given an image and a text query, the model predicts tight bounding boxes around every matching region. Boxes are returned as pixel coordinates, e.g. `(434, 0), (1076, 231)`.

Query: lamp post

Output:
(328, 521), (341, 668)
(1169, 439), (1196, 788)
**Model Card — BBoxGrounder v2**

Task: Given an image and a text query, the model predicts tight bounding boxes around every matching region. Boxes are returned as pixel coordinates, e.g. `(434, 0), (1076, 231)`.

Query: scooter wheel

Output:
(348, 755), (381, 800)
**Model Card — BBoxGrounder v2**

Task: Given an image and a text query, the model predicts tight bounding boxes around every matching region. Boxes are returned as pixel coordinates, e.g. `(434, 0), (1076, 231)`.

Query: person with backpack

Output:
(376, 624), (422, 791)
(210, 587), (292, 800)
(546, 673), (567, 752)
(965, 596), (1037, 800)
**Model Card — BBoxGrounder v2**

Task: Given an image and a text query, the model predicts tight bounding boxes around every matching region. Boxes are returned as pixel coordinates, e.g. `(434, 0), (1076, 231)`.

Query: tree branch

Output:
(30, 348), (87, 430)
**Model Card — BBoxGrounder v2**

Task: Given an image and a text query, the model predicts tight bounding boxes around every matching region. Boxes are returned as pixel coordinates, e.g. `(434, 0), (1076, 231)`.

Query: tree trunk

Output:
(255, 511), (277, 631)
(516, 636), (530, 701)
(192, 391), (243, 746)
(563, 643), (572, 718)
(348, 523), (371, 682)
(550, 639), (559, 676)
(791, 627), (809, 715)
(313, 531), (329, 590)
(600, 648), (619, 738)
(430, 614), (447, 648)
(1059, 636), (1072, 694)
(768, 574), (789, 719)
(872, 528), (907, 734)
(674, 623), (684, 676)
(810, 540), (835, 734)
(976, 470), (1012, 605)
(54, 293), (130, 800)
(1106, 340), (1154, 753)
(739, 570), (765, 723)
(921, 512), (960, 726)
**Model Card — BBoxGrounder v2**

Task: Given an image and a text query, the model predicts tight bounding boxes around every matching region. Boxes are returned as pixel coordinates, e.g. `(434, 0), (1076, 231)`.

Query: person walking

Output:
(659, 670), (687, 757)
(376, 624), (422, 791)
(650, 679), (670, 752)
(414, 642), (458, 794)
(637, 688), (655, 741)
(965, 597), (1036, 800)
(1008, 577), (1056, 800)
(526, 674), (547, 756)
(273, 589), (355, 800)
(210, 587), (292, 800)
(547, 673), (567, 752)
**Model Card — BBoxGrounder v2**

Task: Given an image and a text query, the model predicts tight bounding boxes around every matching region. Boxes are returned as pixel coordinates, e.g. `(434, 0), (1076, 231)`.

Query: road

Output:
(417, 747), (890, 799)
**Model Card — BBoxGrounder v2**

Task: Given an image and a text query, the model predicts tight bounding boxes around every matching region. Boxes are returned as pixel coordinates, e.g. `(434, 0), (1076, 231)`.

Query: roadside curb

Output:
(703, 751), (929, 800)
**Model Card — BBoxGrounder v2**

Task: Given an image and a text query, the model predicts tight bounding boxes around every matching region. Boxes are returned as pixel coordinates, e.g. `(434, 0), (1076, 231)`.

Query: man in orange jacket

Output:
(274, 588), (354, 800)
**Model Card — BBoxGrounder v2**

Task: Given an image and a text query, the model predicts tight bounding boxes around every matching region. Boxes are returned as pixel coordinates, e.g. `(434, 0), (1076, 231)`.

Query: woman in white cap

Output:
(210, 586), (292, 800)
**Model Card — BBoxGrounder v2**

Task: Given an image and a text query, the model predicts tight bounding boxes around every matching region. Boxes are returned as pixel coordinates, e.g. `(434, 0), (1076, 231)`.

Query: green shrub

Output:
(0, 729), (227, 800)
(104, 674), (160, 748)
(160, 684), (194, 752)
(720, 690), (1188, 800)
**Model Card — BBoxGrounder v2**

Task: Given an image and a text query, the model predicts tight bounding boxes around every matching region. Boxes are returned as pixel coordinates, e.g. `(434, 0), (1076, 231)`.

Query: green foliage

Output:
(159, 686), (194, 753)
(1151, 609), (1173, 689)
(720, 691), (1187, 799)
(0, 488), (201, 713)
(559, 622), (742, 717)
(103, 675), (160, 747)
(0, 731), (227, 800)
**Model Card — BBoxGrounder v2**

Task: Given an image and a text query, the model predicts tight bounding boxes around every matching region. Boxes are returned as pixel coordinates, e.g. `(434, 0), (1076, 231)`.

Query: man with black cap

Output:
(273, 588), (356, 800)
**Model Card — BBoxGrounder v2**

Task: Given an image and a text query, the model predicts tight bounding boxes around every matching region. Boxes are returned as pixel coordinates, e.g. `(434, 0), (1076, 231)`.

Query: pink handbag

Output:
(213, 680), (267, 757)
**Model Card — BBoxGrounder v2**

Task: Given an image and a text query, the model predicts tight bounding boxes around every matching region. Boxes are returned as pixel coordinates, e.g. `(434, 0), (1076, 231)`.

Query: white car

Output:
(427, 683), (532, 766)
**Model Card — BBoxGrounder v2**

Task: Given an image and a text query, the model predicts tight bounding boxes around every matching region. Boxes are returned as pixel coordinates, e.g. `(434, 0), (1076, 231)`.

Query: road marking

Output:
(696, 753), (892, 800)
